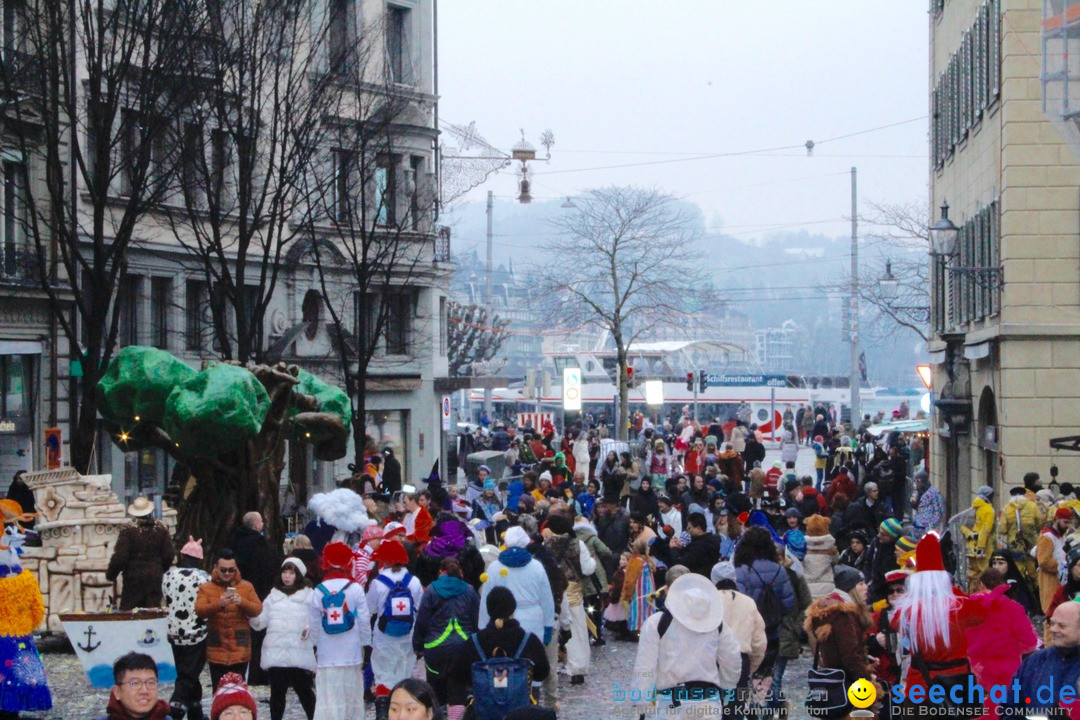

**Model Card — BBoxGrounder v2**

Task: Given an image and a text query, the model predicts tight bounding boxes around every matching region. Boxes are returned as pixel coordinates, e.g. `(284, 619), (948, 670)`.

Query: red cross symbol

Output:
(330, 609), (341, 621)
(395, 601), (407, 613)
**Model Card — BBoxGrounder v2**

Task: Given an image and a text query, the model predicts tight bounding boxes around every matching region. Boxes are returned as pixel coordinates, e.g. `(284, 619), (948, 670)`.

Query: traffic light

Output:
(626, 366), (635, 388)
(686, 372), (694, 391)
(699, 369), (708, 393)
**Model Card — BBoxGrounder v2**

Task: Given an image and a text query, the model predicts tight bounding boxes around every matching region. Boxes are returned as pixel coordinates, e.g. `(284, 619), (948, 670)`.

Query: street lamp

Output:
(878, 260), (899, 300)
(930, 200), (1002, 288)
(930, 200), (959, 257)
(876, 259), (930, 322)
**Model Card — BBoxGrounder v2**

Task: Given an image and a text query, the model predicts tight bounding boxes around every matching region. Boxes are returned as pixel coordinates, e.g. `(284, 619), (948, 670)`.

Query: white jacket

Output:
(308, 577), (370, 667)
(479, 552), (556, 641)
(366, 567), (423, 646)
(803, 534), (837, 599)
(250, 587), (316, 671)
(631, 608), (742, 696)
(718, 589), (767, 676)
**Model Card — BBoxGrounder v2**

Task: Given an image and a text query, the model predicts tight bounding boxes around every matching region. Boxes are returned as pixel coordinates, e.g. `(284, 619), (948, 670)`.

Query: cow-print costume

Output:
(162, 566), (211, 644)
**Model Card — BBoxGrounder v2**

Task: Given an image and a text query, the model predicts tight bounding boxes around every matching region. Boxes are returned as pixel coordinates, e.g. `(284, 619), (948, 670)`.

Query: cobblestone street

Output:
(33, 632), (817, 720)
(31, 447), (820, 719)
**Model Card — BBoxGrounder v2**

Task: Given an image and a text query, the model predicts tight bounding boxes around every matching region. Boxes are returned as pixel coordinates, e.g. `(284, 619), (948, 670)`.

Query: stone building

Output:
(0, 0), (450, 513)
(928, 0), (1080, 516)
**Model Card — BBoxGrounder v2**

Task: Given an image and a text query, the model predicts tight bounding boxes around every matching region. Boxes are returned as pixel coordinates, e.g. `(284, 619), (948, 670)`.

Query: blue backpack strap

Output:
(513, 633), (530, 659)
(376, 574), (395, 590)
(316, 583), (330, 597)
(471, 633), (487, 662)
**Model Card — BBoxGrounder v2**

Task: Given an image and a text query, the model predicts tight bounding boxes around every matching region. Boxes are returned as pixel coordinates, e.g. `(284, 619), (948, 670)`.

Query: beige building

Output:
(928, 0), (1080, 516)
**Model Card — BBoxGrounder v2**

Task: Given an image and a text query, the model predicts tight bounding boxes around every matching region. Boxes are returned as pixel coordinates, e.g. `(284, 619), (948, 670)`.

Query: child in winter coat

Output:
(250, 557), (317, 720)
(803, 514), (838, 599)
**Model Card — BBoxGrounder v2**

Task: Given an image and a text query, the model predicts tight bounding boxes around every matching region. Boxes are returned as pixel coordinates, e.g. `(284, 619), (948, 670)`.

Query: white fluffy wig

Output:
(893, 568), (957, 652)
(307, 488), (373, 533)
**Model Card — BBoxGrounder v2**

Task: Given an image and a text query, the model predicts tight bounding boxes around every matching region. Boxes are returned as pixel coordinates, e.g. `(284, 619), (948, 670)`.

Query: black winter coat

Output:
(412, 576), (480, 654)
(228, 526), (281, 600)
(449, 619), (550, 687)
(672, 533), (722, 578)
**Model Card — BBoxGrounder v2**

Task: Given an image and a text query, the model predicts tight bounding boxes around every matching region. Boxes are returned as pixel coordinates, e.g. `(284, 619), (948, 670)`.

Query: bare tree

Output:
(536, 187), (711, 440)
(447, 301), (509, 377)
(839, 200), (931, 343)
(303, 13), (440, 465)
(161, 0), (340, 364)
(0, 0), (203, 470)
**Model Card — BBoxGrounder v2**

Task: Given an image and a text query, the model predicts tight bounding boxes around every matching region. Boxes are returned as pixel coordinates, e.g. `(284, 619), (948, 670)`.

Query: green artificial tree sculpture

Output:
(96, 346), (350, 555)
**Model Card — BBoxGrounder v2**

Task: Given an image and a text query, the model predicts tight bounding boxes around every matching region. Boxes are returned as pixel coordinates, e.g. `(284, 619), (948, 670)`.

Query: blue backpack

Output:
(376, 573), (416, 637)
(469, 633), (533, 720)
(316, 581), (356, 635)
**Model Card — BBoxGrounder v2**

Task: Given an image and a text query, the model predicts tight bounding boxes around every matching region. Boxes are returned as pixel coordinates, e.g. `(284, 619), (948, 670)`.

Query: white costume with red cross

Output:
(366, 566), (423, 695)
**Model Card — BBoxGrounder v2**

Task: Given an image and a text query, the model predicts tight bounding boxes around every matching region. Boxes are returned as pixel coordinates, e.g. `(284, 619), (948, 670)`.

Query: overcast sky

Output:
(437, 1), (929, 244)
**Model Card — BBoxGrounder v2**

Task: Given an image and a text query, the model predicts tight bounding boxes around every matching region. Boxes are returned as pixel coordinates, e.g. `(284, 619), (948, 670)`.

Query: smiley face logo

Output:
(847, 678), (876, 709)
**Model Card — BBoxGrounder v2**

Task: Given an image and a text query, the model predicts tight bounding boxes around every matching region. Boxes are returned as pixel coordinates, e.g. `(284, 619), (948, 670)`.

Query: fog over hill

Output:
(441, 196), (928, 387)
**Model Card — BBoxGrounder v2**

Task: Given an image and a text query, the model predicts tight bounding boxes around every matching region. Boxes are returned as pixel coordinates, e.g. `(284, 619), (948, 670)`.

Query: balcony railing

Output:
(435, 225), (450, 262)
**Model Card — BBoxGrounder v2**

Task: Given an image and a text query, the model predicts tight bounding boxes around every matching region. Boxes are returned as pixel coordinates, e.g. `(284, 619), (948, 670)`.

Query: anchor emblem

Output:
(78, 625), (101, 653)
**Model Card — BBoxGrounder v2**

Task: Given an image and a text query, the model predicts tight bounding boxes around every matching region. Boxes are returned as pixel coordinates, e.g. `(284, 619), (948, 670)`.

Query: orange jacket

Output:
(195, 567), (263, 665)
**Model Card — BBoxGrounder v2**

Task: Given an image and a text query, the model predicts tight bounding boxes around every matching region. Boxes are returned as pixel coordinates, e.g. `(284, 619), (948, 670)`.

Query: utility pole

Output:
(692, 371), (699, 424)
(849, 167), (862, 427)
(483, 190), (494, 417)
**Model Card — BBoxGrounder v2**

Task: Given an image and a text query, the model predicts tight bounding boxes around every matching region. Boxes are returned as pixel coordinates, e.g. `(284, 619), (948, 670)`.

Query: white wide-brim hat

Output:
(127, 496), (154, 517)
(665, 572), (726, 633)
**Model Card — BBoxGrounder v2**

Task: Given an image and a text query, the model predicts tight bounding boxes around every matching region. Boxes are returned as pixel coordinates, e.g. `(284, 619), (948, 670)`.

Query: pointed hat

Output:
(915, 532), (945, 572)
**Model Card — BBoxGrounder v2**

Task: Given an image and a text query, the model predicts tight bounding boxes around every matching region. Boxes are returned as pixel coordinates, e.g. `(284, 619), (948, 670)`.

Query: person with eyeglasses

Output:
(196, 549), (263, 689)
(96, 651), (172, 720)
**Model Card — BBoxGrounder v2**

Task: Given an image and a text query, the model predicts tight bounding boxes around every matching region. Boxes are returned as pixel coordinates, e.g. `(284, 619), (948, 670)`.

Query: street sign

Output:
(644, 380), (664, 406)
(704, 374), (788, 387)
(441, 396), (451, 431)
(562, 367), (582, 411)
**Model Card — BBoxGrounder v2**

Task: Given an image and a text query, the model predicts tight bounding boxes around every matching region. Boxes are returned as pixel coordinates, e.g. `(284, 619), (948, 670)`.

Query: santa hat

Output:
(322, 541), (353, 570)
(914, 532), (945, 572)
(372, 539), (409, 567)
(383, 521), (407, 538)
(1056, 507), (1074, 521)
(211, 673), (257, 720)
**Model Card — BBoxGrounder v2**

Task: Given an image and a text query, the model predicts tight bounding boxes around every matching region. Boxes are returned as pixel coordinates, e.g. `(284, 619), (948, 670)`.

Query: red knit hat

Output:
(914, 532), (945, 572)
(1056, 507), (1074, 521)
(322, 541), (353, 571)
(211, 673), (256, 720)
(372, 539), (409, 567)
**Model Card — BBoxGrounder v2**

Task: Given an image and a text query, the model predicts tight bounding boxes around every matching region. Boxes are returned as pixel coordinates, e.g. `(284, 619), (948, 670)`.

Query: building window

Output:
(2, 159), (26, 277)
(186, 279), (206, 350)
(375, 155), (395, 226)
(210, 128), (232, 211)
(384, 291), (411, 355)
(942, 200), (999, 329)
(0, 354), (29, 416)
(387, 5), (411, 85)
(354, 291), (376, 352)
(119, 274), (141, 347)
(120, 108), (140, 196)
(409, 155), (423, 230)
(328, 0), (355, 76)
(333, 149), (353, 223)
(181, 123), (204, 208)
(151, 277), (171, 349)
(932, 0), (999, 169)
(241, 285), (261, 351)
(439, 295), (447, 356)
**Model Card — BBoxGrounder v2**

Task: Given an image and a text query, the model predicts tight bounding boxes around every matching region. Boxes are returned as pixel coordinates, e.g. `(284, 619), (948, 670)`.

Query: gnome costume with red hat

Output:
(308, 542), (369, 720)
(890, 532), (1006, 693)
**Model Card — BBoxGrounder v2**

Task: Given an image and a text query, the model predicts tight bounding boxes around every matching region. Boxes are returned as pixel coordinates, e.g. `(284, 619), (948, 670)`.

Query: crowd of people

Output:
(10, 401), (1080, 720)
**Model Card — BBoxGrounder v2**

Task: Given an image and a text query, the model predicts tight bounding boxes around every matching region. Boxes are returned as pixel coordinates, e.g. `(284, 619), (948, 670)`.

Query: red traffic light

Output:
(686, 372), (694, 391)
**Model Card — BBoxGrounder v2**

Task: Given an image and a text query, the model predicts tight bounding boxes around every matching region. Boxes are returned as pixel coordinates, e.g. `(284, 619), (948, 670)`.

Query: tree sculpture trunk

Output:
(169, 362), (333, 559)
